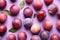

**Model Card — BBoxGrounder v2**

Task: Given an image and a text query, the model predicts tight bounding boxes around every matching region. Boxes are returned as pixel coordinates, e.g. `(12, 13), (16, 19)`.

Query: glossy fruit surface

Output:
(43, 20), (53, 31)
(7, 34), (16, 40)
(10, 5), (20, 16)
(37, 10), (46, 21)
(33, 0), (43, 10)
(50, 34), (60, 40)
(31, 35), (41, 40)
(23, 18), (33, 29)
(25, 0), (33, 4)
(0, 24), (7, 36)
(31, 23), (41, 34)
(18, 32), (27, 40)
(0, 11), (7, 23)
(0, 0), (7, 10)
(12, 18), (22, 29)
(10, 0), (16, 2)
(23, 7), (33, 18)
(56, 20), (60, 31)
(57, 10), (60, 19)
(48, 4), (58, 16)
(44, 0), (53, 6)
(40, 31), (50, 40)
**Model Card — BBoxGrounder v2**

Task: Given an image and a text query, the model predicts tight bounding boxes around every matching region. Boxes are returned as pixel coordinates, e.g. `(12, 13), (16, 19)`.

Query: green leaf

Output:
(9, 28), (17, 33)
(4, 10), (10, 15)
(20, 0), (25, 9)
(34, 13), (37, 18)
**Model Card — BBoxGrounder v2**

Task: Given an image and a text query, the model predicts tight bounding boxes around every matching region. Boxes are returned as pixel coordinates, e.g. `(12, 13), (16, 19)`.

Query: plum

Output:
(23, 18), (33, 30)
(12, 18), (22, 30)
(23, 7), (33, 18)
(18, 32), (27, 40)
(10, 5), (20, 16)
(0, 11), (7, 23)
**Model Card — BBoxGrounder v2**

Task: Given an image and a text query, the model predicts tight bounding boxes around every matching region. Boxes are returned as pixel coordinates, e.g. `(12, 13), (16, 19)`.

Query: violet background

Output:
(1, 0), (60, 40)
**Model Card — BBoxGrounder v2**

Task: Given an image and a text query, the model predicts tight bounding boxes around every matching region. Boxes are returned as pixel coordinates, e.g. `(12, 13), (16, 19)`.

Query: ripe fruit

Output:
(33, 0), (43, 10)
(23, 7), (33, 18)
(23, 18), (33, 30)
(43, 20), (53, 31)
(18, 32), (27, 40)
(31, 23), (41, 35)
(31, 35), (41, 40)
(0, 0), (7, 10)
(0, 11), (7, 23)
(0, 24), (7, 36)
(44, 0), (53, 6)
(12, 18), (22, 30)
(37, 10), (46, 21)
(50, 34), (60, 40)
(56, 20), (60, 31)
(48, 4), (58, 16)
(10, 0), (16, 2)
(40, 31), (50, 40)
(25, 0), (33, 4)
(7, 34), (16, 40)
(57, 10), (60, 19)
(10, 5), (20, 16)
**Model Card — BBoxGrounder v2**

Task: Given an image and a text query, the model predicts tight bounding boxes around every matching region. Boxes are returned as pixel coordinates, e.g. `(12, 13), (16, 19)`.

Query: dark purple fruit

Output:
(43, 20), (53, 31)
(50, 34), (60, 40)
(18, 32), (27, 40)
(12, 18), (22, 30)
(23, 7), (33, 18)
(31, 35), (41, 40)
(44, 0), (53, 6)
(56, 20), (60, 31)
(23, 18), (33, 30)
(37, 10), (46, 21)
(25, 0), (33, 4)
(33, 0), (43, 10)
(48, 4), (58, 16)
(10, 5), (20, 16)
(0, 0), (7, 10)
(57, 10), (60, 19)
(0, 11), (7, 23)
(31, 23), (41, 35)
(7, 34), (16, 40)
(10, 0), (16, 2)
(40, 31), (50, 40)
(0, 24), (7, 36)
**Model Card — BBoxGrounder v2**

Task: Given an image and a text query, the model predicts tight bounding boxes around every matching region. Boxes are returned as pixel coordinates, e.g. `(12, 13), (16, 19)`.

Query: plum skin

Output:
(37, 10), (46, 21)
(0, 11), (7, 23)
(31, 23), (41, 35)
(50, 34), (60, 40)
(10, 0), (16, 2)
(12, 18), (22, 30)
(43, 20), (53, 31)
(10, 5), (20, 16)
(31, 35), (41, 40)
(57, 10), (60, 19)
(0, 0), (7, 10)
(48, 4), (58, 16)
(18, 32), (27, 40)
(7, 34), (16, 40)
(56, 20), (60, 31)
(25, 0), (33, 4)
(0, 24), (7, 36)
(44, 0), (53, 6)
(23, 7), (33, 18)
(23, 18), (33, 30)
(40, 31), (50, 40)
(33, 0), (43, 10)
